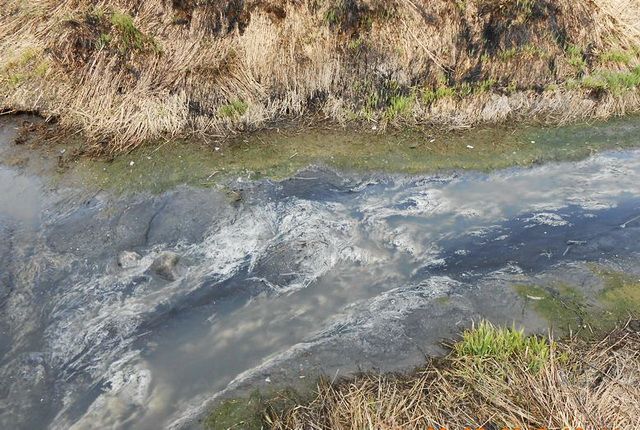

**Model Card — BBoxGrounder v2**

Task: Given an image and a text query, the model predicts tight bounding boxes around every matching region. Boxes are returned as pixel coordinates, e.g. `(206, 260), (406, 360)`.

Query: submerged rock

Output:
(150, 251), (181, 281)
(117, 251), (141, 269)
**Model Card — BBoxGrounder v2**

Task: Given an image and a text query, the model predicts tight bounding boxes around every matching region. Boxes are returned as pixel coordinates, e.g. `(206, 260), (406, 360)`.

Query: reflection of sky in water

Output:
(139, 151), (640, 429)
(4, 149), (640, 430)
(0, 167), (41, 226)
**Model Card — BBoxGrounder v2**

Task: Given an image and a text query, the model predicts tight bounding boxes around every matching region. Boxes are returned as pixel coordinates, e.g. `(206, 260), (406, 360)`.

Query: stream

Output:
(1, 117), (640, 429)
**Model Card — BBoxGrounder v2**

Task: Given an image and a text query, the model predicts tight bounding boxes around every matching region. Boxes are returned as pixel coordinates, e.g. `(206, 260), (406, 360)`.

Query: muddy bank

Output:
(1, 115), (640, 429)
(2, 0), (640, 152)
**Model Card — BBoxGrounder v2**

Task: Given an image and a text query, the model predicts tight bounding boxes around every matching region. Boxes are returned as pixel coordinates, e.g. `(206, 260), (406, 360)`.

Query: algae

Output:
(69, 115), (640, 194)
(590, 265), (640, 318)
(514, 283), (589, 331)
(515, 265), (640, 335)
(203, 388), (307, 430)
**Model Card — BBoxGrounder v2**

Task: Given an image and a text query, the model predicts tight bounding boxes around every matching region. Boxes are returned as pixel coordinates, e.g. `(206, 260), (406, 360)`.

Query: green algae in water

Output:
(203, 388), (308, 430)
(71, 115), (640, 194)
(590, 265), (640, 318)
(515, 266), (640, 335)
(514, 284), (590, 331)
(203, 391), (264, 430)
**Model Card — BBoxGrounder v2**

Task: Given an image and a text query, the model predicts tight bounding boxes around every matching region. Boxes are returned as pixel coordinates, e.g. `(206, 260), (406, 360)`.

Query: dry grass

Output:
(2, 0), (640, 153)
(263, 321), (640, 430)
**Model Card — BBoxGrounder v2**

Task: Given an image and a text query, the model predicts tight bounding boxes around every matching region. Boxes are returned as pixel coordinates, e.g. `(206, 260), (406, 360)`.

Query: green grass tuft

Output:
(385, 94), (414, 120)
(566, 44), (587, 72)
(600, 50), (632, 65)
(454, 320), (550, 372)
(110, 11), (159, 54)
(218, 100), (249, 118)
(582, 66), (640, 95)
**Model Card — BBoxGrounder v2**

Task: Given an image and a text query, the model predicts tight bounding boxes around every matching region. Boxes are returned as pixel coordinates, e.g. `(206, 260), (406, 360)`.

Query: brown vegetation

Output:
(206, 321), (640, 430)
(2, 0), (640, 153)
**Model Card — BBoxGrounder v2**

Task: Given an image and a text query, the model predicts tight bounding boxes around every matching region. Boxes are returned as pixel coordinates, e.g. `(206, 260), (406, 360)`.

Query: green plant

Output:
(566, 44), (587, 72)
(477, 79), (497, 93)
(111, 12), (144, 49)
(599, 50), (632, 65)
(386, 94), (414, 120)
(457, 82), (473, 97)
(498, 47), (518, 61)
(348, 37), (364, 51)
(324, 7), (340, 26)
(422, 86), (455, 105)
(110, 11), (159, 53)
(0, 47), (49, 89)
(454, 320), (550, 372)
(582, 66), (640, 95)
(218, 100), (249, 118)
(506, 81), (518, 94)
(97, 33), (112, 49)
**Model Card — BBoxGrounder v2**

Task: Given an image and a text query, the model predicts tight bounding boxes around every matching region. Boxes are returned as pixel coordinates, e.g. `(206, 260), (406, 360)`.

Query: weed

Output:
(582, 66), (640, 95)
(422, 86), (455, 105)
(218, 100), (249, 118)
(385, 94), (414, 120)
(498, 47), (518, 61)
(454, 320), (550, 372)
(600, 49), (632, 65)
(477, 79), (496, 93)
(97, 33), (112, 49)
(110, 11), (159, 54)
(347, 37), (364, 51)
(324, 7), (340, 26)
(566, 44), (587, 72)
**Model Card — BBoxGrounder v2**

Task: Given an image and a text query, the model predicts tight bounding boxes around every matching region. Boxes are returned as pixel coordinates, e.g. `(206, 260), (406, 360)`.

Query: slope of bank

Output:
(2, 0), (640, 153)
(205, 321), (640, 430)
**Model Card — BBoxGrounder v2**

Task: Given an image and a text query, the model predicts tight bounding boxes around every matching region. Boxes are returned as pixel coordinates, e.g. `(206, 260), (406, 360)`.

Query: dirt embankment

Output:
(2, 0), (640, 153)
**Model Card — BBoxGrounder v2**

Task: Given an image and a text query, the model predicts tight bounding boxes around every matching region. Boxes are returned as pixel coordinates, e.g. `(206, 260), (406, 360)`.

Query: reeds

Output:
(2, 0), (640, 153)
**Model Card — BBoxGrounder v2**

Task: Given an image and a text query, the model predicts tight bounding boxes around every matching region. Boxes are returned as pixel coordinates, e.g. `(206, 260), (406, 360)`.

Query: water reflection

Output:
(1, 128), (640, 429)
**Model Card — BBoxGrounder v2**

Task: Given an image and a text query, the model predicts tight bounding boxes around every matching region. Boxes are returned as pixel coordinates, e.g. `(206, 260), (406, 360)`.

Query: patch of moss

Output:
(204, 391), (264, 430)
(436, 296), (451, 305)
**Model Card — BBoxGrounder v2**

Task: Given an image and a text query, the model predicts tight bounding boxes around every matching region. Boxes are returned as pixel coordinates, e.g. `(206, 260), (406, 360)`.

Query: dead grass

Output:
(2, 0), (640, 153)
(262, 320), (640, 430)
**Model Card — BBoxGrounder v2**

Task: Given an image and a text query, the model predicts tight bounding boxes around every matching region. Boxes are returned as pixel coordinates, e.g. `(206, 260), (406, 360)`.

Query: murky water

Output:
(1, 117), (640, 429)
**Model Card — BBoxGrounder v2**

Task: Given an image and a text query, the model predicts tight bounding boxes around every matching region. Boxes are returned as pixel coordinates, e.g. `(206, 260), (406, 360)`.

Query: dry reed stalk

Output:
(2, 0), (640, 153)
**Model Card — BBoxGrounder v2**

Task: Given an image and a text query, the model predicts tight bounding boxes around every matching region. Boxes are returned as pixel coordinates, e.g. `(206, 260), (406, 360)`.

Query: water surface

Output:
(0, 117), (639, 429)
